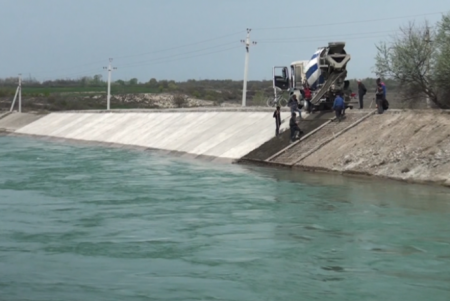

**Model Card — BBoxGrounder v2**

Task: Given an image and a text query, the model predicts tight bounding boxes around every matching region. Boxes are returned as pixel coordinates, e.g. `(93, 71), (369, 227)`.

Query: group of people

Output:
(357, 78), (388, 114)
(272, 106), (303, 143)
(273, 78), (389, 143)
(273, 84), (312, 142)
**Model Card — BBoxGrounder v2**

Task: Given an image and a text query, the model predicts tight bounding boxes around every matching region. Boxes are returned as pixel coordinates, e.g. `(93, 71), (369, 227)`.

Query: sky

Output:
(1, 0), (448, 83)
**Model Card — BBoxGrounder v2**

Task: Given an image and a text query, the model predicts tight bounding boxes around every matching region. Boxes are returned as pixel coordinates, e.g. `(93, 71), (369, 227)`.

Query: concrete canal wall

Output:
(10, 111), (289, 160)
(3, 108), (449, 187)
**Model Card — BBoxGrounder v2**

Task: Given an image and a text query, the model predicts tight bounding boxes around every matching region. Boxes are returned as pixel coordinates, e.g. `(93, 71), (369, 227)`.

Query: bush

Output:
(172, 94), (187, 108)
(374, 13), (450, 108)
(47, 96), (56, 104)
(0, 88), (14, 97)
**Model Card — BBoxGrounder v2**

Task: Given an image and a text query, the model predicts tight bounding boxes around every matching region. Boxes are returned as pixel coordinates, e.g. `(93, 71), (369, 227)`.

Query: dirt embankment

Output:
(299, 110), (450, 186)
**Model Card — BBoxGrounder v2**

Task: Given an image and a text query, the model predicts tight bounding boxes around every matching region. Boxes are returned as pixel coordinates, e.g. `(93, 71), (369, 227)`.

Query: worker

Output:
(273, 105), (282, 137)
(303, 84), (313, 113)
(357, 80), (367, 109)
(376, 78), (386, 99)
(376, 78), (389, 111)
(375, 83), (384, 114)
(288, 94), (302, 119)
(289, 112), (303, 142)
(332, 92), (345, 122)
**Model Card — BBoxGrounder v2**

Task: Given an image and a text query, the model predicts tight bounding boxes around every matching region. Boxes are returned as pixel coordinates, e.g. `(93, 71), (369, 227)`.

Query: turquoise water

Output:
(1, 136), (450, 301)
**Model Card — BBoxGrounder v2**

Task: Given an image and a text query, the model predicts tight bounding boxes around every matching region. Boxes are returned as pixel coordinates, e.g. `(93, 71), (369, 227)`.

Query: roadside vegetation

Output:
(375, 12), (450, 108)
(0, 76), (404, 112)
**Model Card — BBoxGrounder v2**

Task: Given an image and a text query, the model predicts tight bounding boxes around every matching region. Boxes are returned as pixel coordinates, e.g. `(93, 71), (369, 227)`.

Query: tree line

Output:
(0, 75), (399, 103)
(375, 12), (450, 108)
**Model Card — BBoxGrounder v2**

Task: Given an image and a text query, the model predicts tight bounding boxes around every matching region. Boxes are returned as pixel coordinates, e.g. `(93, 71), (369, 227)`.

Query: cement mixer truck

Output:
(270, 42), (352, 111)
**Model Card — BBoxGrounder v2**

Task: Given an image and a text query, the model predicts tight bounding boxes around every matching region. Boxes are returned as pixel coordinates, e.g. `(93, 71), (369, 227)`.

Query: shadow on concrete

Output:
(241, 111), (334, 161)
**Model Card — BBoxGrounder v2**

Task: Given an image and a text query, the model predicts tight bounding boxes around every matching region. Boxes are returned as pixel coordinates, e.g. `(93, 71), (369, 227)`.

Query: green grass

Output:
(19, 86), (159, 95)
(0, 86), (161, 97)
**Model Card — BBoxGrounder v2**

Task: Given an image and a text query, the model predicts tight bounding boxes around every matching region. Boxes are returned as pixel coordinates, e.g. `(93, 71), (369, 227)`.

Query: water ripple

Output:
(1, 136), (450, 301)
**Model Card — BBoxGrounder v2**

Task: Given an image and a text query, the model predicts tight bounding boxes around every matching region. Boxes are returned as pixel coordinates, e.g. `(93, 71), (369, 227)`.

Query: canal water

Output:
(1, 136), (450, 301)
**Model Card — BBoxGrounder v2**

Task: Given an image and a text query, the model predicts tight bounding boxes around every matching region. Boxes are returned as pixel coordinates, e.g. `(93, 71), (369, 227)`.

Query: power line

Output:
(23, 12), (445, 80)
(42, 68), (102, 80)
(29, 60), (110, 77)
(258, 33), (396, 44)
(117, 41), (237, 68)
(257, 29), (400, 42)
(26, 30), (243, 77)
(119, 46), (242, 70)
(36, 29), (399, 78)
(257, 24), (437, 44)
(258, 34), (394, 44)
(38, 45), (242, 79)
(253, 11), (444, 31)
(113, 30), (243, 60)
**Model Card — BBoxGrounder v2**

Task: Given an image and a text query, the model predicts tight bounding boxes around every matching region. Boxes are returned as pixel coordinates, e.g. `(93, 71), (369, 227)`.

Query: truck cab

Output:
(272, 60), (308, 100)
(272, 66), (290, 91)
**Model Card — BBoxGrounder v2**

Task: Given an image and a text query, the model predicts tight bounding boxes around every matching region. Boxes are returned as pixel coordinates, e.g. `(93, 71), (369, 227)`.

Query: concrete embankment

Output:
(241, 110), (450, 187)
(5, 109), (290, 160)
(3, 108), (449, 187)
(0, 113), (45, 132)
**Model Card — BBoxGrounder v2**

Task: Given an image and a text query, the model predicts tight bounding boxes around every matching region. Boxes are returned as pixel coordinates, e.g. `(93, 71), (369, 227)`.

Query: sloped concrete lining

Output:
(0, 112), (11, 121)
(0, 113), (46, 132)
(15, 112), (290, 159)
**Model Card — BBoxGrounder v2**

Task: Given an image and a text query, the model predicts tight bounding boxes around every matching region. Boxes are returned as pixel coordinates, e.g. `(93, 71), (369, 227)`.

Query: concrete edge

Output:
(0, 112), (12, 121)
(3, 132), (234, 165)
(57, 107), (288, 113)
(235, 158), (450, 188)
(48, 107), (450, 114)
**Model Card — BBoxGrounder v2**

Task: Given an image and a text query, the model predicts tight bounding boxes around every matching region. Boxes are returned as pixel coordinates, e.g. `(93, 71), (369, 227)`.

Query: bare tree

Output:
(374, 20), (449, 108)
(434, 13), (450, 102)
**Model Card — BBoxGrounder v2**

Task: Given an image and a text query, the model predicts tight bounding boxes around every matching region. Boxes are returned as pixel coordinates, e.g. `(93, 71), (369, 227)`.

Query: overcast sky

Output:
(1, 0), (448, 82)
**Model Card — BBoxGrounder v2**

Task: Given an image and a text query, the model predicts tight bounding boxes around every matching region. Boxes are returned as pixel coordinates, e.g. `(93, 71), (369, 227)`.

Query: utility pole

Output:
(18, 74), (22, 113)
(103, 58), (117, 111)
(425, 27), (431, 108)
(9, 74), (22, 113)
(241, 29), (257, 107)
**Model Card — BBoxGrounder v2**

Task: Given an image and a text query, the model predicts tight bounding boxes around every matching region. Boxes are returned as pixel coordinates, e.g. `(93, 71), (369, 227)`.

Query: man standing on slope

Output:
(289, 112), (303, 142)
(375, 83), (385, 114)
(273, 105), (282, 137)
(376, 78), (386, 100)
(288, 93), (302, 119)
(357, 80), (367, 109)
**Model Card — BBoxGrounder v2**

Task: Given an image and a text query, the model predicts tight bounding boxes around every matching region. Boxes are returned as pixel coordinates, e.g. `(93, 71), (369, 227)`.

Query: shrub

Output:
(172, 94), (187, 108)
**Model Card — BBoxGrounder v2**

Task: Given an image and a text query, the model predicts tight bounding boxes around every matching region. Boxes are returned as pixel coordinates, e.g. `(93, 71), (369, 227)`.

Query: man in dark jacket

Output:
(357, 80), (367, 109)
(273, 105), (281, 137)
(376, 78), (387, 99)
(289, 112), (303, 142)
(375, 83), (384, 114)
(376, 78), (389, 111)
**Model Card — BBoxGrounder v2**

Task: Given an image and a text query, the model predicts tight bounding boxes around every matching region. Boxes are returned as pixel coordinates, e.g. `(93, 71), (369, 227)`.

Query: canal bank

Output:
(240, 109), (450, 187)
(1, 108), (294, 161)
(1, 108), (449, 187)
